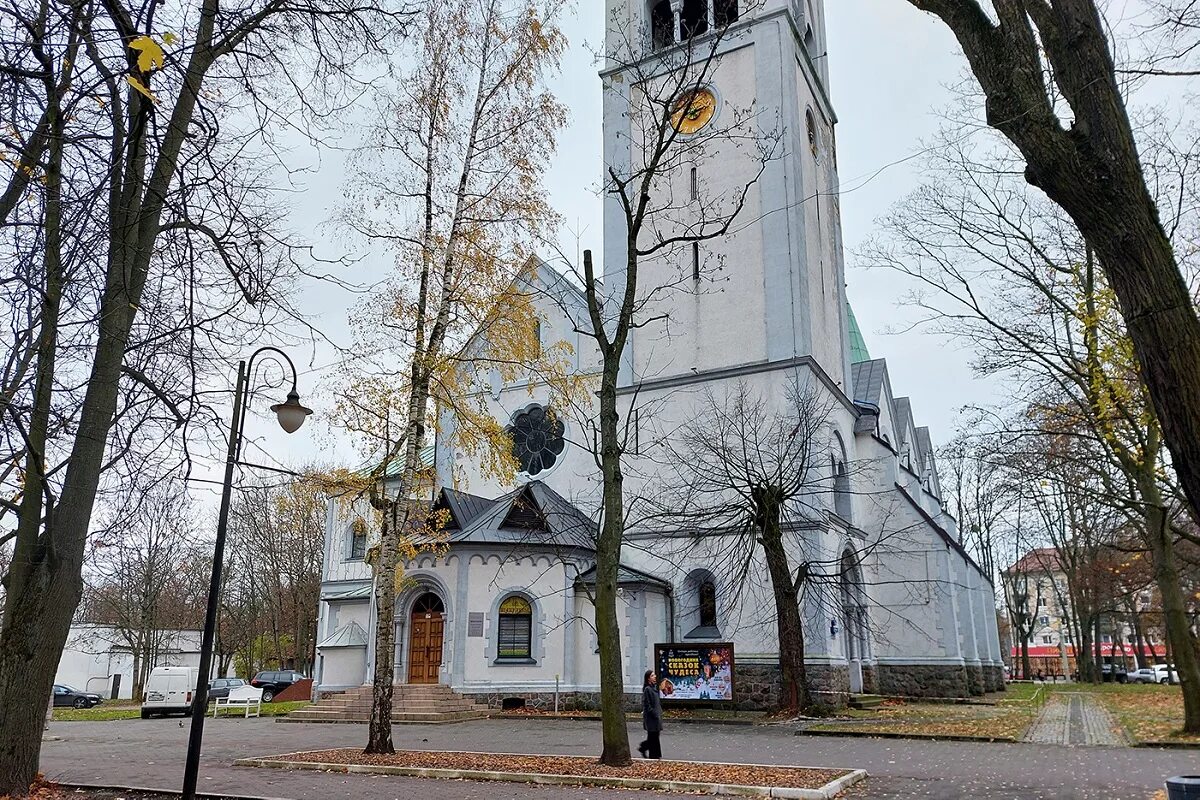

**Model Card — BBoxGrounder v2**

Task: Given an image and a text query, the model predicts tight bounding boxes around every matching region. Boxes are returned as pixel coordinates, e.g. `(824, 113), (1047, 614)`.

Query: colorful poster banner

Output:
(653, 643), (735, 702)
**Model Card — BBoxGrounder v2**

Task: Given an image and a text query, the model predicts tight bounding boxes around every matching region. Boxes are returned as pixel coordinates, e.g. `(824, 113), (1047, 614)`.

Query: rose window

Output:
(508, 405), (566, 476)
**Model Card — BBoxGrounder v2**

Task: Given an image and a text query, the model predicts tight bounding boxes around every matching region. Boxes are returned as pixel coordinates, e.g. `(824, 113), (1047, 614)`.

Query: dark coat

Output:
(642, 684), (663, 732)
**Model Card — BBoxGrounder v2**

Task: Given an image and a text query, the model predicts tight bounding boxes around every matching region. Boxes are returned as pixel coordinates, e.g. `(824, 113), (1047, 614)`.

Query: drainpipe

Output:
(666, 586), (676, 643)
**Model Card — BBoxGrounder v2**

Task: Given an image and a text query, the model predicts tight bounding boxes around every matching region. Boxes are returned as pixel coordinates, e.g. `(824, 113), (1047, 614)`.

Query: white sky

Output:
(230, 0), (999, 481)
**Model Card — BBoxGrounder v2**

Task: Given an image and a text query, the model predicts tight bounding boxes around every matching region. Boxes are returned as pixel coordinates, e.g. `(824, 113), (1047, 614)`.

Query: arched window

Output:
(698, 580), (717, 627)
(350, 517), (368, 560)
(650, 0), (674, 49)
(684, 569), (720, 638)
(681, 0), (709, 39)
(806, 108), (819, 159)
(834, 460), (852, 520)
(497, 595), (533, 660)
(714, 0), (738, 26)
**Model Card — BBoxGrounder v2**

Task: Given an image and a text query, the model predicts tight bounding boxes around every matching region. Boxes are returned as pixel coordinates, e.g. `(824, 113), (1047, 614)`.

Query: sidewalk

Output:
(1025, 693), (1126, 746)
(41, 716), (1195, 799)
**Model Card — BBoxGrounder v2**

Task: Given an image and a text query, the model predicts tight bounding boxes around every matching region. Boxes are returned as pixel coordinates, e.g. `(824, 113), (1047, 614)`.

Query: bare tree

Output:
(224, 473), (326, 679)
(867, 120), (1200, 727)
(899, 1), (1200, 569)
(80, 484), (203, 701)
(0, 0), (414, 790)
(642, 380), (874, 713)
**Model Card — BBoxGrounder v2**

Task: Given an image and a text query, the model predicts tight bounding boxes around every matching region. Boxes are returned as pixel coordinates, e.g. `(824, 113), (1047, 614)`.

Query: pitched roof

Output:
(850, 358), (888, 407)
(317, 621), (368, 649)
(321, 585), (372, 601)
(433, 487), (496, 530)
(575, 562), (671, 588)
(448, 481), (595, 548)
(847, 303), (871, 364)
(915, 427), (934, 470)
(894, 397), (913, 444)
(1006, 548), (1062, 575)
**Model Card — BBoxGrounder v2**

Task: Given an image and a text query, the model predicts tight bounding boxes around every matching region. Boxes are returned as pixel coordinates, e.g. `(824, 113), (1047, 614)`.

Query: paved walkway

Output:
(41, 716), (1190, 800)
(1025, 692), (1126, 746)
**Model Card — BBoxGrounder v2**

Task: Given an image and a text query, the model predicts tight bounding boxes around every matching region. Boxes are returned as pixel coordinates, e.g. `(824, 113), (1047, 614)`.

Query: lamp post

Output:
(181, 347), (312, 800)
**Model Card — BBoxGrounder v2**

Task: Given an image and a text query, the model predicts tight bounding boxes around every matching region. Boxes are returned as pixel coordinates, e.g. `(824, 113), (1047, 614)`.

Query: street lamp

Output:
(181, 347), (312, 800)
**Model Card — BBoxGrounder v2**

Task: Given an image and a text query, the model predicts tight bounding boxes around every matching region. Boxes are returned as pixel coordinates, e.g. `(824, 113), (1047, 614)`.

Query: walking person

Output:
(638, 670), (663, 759)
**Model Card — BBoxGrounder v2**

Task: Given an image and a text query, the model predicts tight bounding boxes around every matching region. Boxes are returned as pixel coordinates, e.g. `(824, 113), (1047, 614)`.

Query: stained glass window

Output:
(497, 595), (533, 660)
(508, 405), (566, 476)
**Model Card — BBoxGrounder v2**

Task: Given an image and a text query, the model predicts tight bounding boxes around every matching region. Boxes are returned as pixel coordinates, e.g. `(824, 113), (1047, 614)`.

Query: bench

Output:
(213, 686), (263, 718)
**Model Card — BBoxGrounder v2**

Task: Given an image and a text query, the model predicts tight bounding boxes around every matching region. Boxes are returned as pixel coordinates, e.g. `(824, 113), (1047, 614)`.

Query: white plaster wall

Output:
(321, 648), (366, 687)
(55, 626), (206, 699)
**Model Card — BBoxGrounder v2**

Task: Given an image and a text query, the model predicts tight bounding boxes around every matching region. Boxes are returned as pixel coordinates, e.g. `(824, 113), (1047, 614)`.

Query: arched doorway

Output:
(407, 592), (445, 684)
(840, 550), (869, 693)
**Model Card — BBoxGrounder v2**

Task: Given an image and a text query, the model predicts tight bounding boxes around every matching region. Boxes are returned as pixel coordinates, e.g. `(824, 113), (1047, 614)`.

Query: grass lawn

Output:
(806, 694), (1041, 741)
(52, 699), (310, 721)
(1078, 683), (1200, 744)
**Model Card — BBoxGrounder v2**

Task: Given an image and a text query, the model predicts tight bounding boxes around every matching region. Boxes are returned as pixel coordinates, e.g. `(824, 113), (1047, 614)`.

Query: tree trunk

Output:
(1145, 503), (1200, 731)
(595, 366), (630, 767)
(1020, 640), (1031, 681)
(754, 485), (811, 712)
(0, 85), (74, 795)
(365, 510), (398, 754)
(1132, 610), (1148, 671)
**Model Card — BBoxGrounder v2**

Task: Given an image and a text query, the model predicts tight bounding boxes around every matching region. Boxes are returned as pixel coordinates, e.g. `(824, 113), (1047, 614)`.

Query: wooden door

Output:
(407, 594), (445, 684)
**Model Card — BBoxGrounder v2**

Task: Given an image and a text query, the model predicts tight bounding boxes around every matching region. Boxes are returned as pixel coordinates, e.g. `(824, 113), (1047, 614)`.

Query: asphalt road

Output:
(40, 716), (1197, 799)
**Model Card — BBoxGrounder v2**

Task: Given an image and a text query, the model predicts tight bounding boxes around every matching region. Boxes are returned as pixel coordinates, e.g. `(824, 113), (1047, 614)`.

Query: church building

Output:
(312, 0), (1004, 711)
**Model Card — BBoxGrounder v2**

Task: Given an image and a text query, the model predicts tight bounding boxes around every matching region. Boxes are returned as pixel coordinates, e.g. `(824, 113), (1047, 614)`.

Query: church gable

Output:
(445, 481), (595, 548)
(430, 487), (495, 531)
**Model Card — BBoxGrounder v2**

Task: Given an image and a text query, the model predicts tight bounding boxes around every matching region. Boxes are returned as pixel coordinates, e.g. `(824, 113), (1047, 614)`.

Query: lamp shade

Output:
(271, 390), (313, 434)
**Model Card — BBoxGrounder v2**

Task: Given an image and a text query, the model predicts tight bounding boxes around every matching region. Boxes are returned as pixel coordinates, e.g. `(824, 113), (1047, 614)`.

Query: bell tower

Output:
(601, 0), (854, 393)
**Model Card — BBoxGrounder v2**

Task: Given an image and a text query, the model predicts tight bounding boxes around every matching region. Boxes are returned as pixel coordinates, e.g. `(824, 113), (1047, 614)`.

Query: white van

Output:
(140, 666), (199, 718)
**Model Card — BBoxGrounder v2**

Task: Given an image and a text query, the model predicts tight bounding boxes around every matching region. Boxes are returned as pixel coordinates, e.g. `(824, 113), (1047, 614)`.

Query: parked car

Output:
(52, 684), (103, 709)
(207, 677), (246, 700)
(1100, 664), (1128, 683)
(249, 670), (305, 702)
(141, 666), (198, 718)
(1130, 668), (1158, 684)
(1152, 664), (1179, 684)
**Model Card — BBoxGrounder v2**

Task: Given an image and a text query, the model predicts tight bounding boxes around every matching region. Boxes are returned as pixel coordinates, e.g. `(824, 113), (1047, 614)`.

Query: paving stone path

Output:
(1025, 692), (1126, 746)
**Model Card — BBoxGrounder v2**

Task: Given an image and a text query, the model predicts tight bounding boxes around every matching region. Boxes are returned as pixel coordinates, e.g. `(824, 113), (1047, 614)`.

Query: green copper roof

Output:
(847, 303), (871, 364)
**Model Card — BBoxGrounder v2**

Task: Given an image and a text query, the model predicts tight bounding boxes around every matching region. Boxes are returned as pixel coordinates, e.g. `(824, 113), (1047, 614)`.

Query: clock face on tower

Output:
(671, 88), (717, 134)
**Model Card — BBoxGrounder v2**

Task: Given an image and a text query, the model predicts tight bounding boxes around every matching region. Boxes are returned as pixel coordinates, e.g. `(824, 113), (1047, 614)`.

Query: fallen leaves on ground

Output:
(275, 749), (849, 790)
(1086, 684), (1200, 743)
(807, 699), (1036, 740)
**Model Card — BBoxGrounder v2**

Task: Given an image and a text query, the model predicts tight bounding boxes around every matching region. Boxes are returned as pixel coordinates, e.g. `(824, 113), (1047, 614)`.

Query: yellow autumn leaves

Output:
(126, 35), (170, 104)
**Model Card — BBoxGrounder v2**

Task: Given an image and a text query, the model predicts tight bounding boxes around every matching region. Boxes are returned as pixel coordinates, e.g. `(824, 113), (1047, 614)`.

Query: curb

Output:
(796, 728), (1018, 744)
(274, 717), (483, 726)
(1132, 741), (1200, 750)
(498, 713), (761, 726)
(277, 713), (760, 727)
(57, 781), (291, 800)
(235, 754), (867, 800)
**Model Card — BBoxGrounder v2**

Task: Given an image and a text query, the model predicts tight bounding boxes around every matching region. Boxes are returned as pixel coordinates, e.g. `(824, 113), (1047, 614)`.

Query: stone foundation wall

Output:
(876, 663), (969, 698)
(734, 664), (782, 711)
(464, 690), (639, 712)
(965, 663), (986, 696)
(983, 665), (1006, 693)
(860, 664), (878, 695)
(807, 664), (850, 709)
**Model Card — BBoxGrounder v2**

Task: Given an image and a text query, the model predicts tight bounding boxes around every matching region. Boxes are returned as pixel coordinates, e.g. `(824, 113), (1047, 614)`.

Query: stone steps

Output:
(848, 694), (885, 710)
(287, 684), (490, 724)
